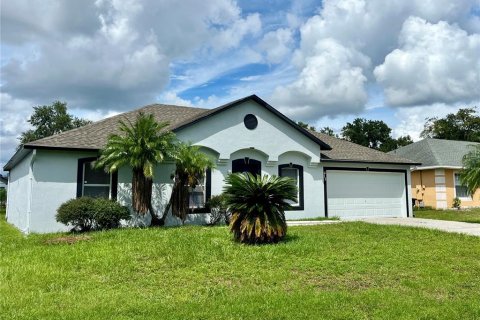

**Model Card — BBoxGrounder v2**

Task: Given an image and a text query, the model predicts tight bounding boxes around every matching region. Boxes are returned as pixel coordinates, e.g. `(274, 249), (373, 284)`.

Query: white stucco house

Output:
(4, 95), (416, 233)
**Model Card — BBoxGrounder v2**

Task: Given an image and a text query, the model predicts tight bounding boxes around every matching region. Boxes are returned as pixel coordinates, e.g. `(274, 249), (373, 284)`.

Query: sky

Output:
(1, 0), (480, 171)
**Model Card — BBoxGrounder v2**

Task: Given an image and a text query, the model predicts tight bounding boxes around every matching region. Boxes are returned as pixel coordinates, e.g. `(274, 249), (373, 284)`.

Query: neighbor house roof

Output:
(389, 138), (479, 169)
(4, 95), (415, 170)
(309, 131), (416, 165)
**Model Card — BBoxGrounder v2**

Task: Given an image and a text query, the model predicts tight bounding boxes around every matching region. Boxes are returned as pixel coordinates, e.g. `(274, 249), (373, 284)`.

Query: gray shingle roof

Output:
(308, 131), (416, 164)
(389, 138), (480, 168)
(21, 97), (414, 165)
(25, 104), (208, 150)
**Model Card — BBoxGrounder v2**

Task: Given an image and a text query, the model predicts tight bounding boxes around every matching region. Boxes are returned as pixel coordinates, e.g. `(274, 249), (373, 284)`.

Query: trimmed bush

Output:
(206, 194), (229, 226)
(92, 198), (130, 230)
(56, 197), (96, 232)
(56, 197), (130, 232)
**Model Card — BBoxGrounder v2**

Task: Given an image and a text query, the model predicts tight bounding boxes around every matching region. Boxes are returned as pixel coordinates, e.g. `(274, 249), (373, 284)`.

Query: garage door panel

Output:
(326, 170), (406, 218)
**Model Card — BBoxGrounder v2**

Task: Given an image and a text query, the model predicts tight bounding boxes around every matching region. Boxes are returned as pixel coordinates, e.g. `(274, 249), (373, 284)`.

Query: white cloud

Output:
(0, 94), (33, 170)
(269, 0), (479, 121)
(259, 28), (294, 64)
(391, 101), (479, 141)
(210, 13), (262, 52)
(1, 0), (262, 110)
(272, 38), (370, 119)
(374, 17), (480, 107)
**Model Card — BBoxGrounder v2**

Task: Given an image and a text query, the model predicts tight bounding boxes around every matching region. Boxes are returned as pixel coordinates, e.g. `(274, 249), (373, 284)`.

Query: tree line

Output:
(18, 101), (480, 153)
(298, 107), (480, 152)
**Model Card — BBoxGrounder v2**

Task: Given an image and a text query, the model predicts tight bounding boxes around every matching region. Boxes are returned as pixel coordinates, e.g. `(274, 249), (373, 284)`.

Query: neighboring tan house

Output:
(390, 139), (480, 209)
(4, 95), (415, 233)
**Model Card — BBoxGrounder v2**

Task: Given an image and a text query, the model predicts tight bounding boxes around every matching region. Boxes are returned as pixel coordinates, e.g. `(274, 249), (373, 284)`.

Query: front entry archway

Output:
(232, 158), (261, 176)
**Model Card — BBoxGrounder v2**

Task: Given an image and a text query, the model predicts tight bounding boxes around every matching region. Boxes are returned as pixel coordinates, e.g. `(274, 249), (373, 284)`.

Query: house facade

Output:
(390, 138), (480, 209)
(4, 95), (415, 233)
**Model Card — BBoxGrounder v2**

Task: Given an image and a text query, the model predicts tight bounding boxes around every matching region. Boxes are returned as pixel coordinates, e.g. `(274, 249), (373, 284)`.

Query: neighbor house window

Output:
(188, 168), (211, 212)
(278, 164), (304, 210)
(77, 157), (117, 199)
(454, 173), (469, 199)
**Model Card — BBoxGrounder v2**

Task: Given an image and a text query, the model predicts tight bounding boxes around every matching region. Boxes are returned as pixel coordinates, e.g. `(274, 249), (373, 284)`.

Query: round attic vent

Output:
(244, 114), (258, 130)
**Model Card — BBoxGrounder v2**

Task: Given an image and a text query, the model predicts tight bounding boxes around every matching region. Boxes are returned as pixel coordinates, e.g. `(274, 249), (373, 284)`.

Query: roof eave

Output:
(412, 165), (463, 171)
(3, 147), (31, 171)
(321, 158), (420, 166)
(23, 144), (100, 152)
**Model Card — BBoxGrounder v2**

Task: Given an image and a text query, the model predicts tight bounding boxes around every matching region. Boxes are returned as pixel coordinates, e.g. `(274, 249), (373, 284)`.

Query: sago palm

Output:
(223, 173), (297, 244)
(461, 144), (480, 196)
(165, 143), (215, 223)
(95, 112), (176, 224)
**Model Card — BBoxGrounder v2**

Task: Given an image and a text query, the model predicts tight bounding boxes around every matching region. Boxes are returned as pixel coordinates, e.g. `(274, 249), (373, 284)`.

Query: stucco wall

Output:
(6, 152), (32, 233)
(412, 168), (480, 209)
(6, 100), (414, 233)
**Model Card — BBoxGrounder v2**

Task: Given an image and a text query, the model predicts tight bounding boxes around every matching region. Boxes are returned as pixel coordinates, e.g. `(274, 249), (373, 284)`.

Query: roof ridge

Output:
(24, 103), (207, 146)
(424, 138), (442, 166)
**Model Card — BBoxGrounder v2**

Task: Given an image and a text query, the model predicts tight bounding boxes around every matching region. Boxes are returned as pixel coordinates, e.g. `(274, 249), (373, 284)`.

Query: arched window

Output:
(232, 158), (261, 176)
(278, 164), (304, 210)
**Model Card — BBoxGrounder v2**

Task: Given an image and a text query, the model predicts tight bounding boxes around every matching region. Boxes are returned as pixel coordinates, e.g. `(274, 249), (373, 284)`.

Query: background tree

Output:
(163, 143), (215, 224)
(297, 121), (316, 131)
(421, 108), (480, 142)
(460, 145), (480, 196)
(342, 118), (412, 152)
(95, 113), (176, 226)
(0, 188), (6, 207)
(20, 101), (91, 145)
(319, 126), (338, 137)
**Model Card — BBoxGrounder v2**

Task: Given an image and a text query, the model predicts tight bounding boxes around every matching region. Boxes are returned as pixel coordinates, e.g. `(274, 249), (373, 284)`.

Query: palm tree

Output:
(95, 112), (176, 225)
(223, 173), (297, 244)
(461, 144), (480, 196)
(162, 143), (215, 224)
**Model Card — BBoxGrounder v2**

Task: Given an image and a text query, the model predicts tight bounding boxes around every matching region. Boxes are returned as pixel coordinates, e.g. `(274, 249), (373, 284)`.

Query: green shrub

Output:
(56, 197), (97, 232)
(206, 194), (229, 226)
(92, 198), (130, 230)
(453, 197), (461, 210)
(223, 173), (297, 244)
(56, 197), (130, 232)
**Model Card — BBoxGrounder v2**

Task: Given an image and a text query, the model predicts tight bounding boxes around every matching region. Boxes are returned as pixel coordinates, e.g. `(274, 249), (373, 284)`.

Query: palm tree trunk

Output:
(132, 168), (150, 215)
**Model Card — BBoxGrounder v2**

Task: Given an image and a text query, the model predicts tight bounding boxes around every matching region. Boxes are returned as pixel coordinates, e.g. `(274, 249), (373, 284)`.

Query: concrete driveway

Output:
(358, 217), (480, 237)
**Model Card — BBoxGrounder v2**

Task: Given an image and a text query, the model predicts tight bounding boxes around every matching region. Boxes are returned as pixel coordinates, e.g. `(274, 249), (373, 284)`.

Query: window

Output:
(232, 158), (261, 176)
(188, 168), (211, 212)
(77, 157), (117, 199)
(278, 164), (304, 210)
(454, 173), (469, 199)
(244, 114), (258, 130)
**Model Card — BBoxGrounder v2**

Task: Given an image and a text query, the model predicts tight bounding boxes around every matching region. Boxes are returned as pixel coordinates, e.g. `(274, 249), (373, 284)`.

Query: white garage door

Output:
(326, 170), (407, 218)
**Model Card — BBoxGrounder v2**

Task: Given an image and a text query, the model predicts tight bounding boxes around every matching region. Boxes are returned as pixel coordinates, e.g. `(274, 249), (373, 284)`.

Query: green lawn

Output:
(1, 210), (480, 319)
(415, 207), (480, 223)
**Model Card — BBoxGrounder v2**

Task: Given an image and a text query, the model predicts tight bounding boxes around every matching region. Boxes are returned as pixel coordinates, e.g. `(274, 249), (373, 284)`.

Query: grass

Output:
(414, 207), (480, 224)
(1, 209), (480, 319)
(287, 216), (339, 221)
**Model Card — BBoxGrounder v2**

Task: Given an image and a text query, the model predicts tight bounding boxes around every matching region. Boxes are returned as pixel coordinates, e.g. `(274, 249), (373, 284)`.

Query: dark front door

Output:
(232, 158), (261, 176)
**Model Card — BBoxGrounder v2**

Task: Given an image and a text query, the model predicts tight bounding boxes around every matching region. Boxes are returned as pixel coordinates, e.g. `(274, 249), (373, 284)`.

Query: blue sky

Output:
(1, 0), (479, 171)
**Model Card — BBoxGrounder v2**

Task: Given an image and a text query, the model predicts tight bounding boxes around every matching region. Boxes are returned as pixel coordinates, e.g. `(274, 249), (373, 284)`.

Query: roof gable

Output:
(173, 95), (332, 150)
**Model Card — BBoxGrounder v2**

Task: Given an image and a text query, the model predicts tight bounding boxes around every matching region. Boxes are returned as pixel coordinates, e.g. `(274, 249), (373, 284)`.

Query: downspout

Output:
(26, 150), (36, 234)
(5, 173), (10, 220)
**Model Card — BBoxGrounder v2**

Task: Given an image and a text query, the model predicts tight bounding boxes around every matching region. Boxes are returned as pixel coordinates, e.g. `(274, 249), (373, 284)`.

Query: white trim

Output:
(412, 165), (462, 171)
